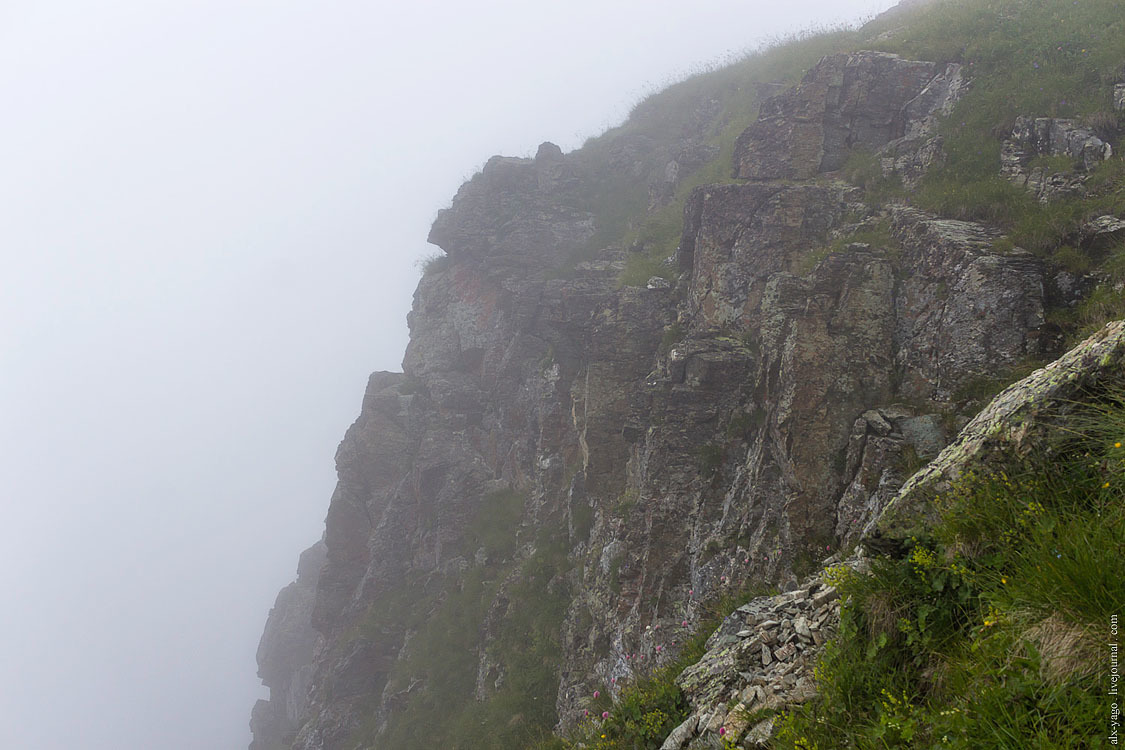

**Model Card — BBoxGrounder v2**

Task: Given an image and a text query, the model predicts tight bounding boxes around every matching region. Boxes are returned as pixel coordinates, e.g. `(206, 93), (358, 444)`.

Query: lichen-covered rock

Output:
(891, 206), (1046, 401)
(733, 52), (950, 180)
(1080, 214), (1125, 251)
(1000, 116), (1114, 202)
(874, 319), (1125, 541)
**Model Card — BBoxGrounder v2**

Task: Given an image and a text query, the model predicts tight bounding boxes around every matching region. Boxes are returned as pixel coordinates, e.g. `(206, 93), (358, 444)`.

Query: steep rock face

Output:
(657, 320), (1125, 749)
(733, 52), (956, 180)
(876, 61), (966, 188)
(427, 143), (595, 266)
(890, 206), (1046, 400)
(876, 318), (1125, 540)
(678, 181), (862, 327)
(253, 46), (1078, 750)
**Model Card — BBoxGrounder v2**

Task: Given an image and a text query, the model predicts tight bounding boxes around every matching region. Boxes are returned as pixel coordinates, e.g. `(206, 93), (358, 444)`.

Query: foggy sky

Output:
(0, 2), (898, 747)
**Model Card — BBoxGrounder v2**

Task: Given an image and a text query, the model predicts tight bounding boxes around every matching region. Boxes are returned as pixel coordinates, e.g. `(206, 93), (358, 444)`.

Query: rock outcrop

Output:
(733, 51), (964, 182)
(657, 319), (1125, 748)
(875, 318), (1125, 541)
(252, 541), (326, 750)
(1001, 116), (1114, 202)
(428, 143), (595, 266)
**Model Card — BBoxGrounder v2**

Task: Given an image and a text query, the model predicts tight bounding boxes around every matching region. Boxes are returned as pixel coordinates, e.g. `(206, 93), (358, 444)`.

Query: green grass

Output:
(416, 251), (452, 275)
(842, 148), (907, 206)
(866, 0), (1125, 254)
(552, 0), (1125, 314)
(552, 23), (872, 283)
(792, 219), (899, 276)
(774, 381), (1125, 748)
(366, 536), (573, 750)
(949, 357), (1044, 408)
(1049, 283), (1125, 346)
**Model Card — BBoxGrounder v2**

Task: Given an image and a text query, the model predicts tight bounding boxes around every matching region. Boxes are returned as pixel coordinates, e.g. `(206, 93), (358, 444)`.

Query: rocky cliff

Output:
(251, 1), (1125, 747)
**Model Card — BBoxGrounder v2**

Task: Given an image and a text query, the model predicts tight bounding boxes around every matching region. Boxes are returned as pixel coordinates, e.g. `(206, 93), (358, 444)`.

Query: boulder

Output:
(733, 51), (946, 180)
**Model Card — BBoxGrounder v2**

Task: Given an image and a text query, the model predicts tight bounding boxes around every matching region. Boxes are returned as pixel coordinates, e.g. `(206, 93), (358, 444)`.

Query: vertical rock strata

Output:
(252, 49), (1073, 750)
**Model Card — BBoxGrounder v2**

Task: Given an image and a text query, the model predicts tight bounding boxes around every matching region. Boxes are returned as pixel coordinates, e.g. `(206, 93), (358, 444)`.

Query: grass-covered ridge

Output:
(558, 0), (1125, 310)
(775, 383), (1125, 748)
(562, 24), (870, 282)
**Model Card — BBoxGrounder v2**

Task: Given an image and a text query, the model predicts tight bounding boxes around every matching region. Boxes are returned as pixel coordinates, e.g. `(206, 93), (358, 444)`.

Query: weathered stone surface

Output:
(660, 715), (699, 750)
(1080, 214), (1125, 251)
(1115, 83), (1125, 111)
(891, 206), (1046, 401)
(734, 52), (945, 180)
(669, 573), (848, 748)
(1011, 116), (1113, 171)
(428, 142), (595, 264)
(877, 62), (967, 188)
(678, 181), (861, 327)
(1001, 116), (1113, 202)
(874, 320), (1125, 541)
